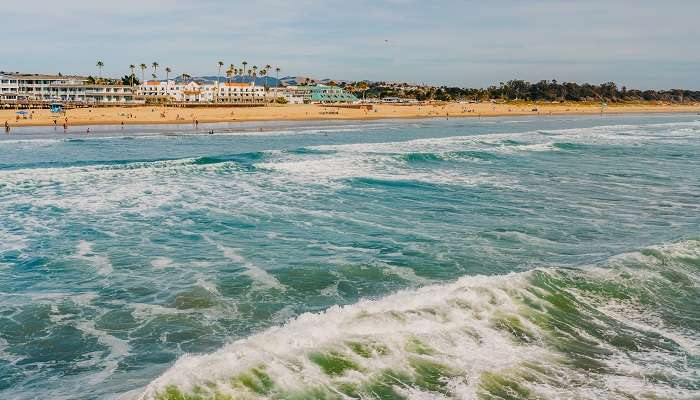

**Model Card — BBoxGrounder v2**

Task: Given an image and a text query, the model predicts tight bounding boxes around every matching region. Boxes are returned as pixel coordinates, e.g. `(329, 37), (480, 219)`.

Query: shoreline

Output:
(2, 102), (699, 128)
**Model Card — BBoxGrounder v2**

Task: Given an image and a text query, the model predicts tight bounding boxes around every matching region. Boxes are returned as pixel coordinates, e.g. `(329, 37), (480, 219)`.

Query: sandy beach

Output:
(2, 102), (699, 128)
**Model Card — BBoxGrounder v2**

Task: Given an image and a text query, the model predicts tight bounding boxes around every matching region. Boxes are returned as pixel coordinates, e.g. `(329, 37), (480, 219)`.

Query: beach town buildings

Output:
(137, 81), (357, 105)
(276, 86), (308, 104)
(1, 72), (359, 106)
(0, 72), (140, 105)
(138, 81), (266, 104)
(277, 85), (358, 104)
(309, 84), (358, 103)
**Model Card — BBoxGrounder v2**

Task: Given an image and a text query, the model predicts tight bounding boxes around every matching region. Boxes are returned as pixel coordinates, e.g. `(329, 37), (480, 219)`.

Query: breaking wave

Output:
(138, 240), (700, 400)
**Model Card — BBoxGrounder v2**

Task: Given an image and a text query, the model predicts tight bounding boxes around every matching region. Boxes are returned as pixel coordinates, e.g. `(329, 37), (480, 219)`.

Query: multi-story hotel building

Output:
(0, 72), (140, 105)
(138, 81), (266, 104)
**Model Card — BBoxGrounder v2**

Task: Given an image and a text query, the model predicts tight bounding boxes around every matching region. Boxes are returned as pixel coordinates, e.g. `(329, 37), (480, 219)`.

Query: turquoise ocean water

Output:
(0, 114), (698, 399)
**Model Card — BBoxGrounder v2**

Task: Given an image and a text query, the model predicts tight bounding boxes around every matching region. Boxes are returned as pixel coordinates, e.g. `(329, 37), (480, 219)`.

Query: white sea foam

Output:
(74, 240), (113, 275)
(138, 272), (541, 399)
(204, 236), (285, 291)
(137, 241), (700, 399)
(151, 257), (174, 270)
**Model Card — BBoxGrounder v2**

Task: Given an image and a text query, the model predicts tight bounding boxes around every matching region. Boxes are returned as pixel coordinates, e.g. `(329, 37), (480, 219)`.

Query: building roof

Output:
(224, 82), (253, 87)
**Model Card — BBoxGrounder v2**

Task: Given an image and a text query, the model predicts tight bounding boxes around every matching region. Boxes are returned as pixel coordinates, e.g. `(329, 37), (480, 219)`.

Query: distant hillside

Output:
(170, 75), (282, 86)
(278, 76), (316, 86)
(157, 75), (352, 87)
(278, 76), (351, 86)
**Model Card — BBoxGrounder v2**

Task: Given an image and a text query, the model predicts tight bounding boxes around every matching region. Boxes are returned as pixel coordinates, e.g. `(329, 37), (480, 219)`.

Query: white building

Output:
(217, 82), (266, 103)
(0, 75), (19, 103)
(138, 80), (266, 104)
(276, 86), (307, 104)
(0, 72), (141, 105)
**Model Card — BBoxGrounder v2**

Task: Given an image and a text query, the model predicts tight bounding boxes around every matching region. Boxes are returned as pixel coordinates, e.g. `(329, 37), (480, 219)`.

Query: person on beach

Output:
(86, 128), (90, 134)
(4, 121), (10, 133)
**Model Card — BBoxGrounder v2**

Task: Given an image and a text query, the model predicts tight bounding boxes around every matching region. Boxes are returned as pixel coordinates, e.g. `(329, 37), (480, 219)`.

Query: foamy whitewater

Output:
(0, 115), (698, 399)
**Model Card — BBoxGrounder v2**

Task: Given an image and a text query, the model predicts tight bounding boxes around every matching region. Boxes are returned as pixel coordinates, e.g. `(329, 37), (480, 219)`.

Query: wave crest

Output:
(138, 240), (700, 400)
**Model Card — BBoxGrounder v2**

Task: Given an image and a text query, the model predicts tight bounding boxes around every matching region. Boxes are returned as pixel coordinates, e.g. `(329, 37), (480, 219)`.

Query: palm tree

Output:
(96, 60), (104, 80)
(260, 69), (267, 102)
(140, 63), (147, 83)
(129, 64), (136, 87)
(275, 67), (281, 99)
(242, 60), (248, 76)
(252, 65), (258, 81)
(216, 61), (224, 103)
(217, 61), (224, 84)
(162, 67), (172, 105)
(264, 64), (271, 89)
(226, 68), (233, 83)
(152, 62), (159, 80)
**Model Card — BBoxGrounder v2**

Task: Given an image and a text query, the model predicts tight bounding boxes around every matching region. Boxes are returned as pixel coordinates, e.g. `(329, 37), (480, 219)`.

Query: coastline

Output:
(2, 102), (699, 128)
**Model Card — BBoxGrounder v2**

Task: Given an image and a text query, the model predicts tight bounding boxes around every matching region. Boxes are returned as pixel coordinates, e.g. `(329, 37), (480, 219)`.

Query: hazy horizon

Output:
(2, 0), (699, 90)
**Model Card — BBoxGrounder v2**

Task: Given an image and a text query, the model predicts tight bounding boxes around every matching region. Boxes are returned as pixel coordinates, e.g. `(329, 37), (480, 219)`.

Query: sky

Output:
(1, 0), (699, 89)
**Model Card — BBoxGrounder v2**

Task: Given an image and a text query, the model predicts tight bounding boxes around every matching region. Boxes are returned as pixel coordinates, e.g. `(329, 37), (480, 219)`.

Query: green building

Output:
(308, 84), (358, 103)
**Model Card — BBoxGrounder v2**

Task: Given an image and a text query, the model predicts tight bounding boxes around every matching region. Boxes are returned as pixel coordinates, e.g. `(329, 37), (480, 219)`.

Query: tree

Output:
(129, 64), (136, 87)
(96, 60), (104, 80)
(151, 62), (159, 80)
(217, 61), (224, 84)
(260, 69), (268, 89)
(121, 75), (140, 85)
(275, 67), (281, 99)
(242, 60), (248, 76)
(264, 64), (271, 89)
(357, 81), (369, 100)
(216, 61), (224, 103)
(165, 67), (172, 83)
(140, 64), (147, 84)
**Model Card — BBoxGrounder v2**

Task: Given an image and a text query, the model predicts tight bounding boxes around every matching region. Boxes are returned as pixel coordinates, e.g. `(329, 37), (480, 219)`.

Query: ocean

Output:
(0, 114), (698, 399)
